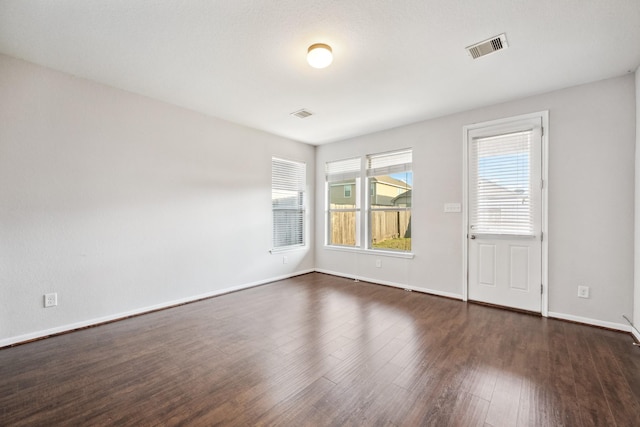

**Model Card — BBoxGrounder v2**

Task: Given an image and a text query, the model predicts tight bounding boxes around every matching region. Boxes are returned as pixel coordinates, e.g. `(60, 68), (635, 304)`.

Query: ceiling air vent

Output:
(466, 33), (508, 59)
(291, 109), (313, 119)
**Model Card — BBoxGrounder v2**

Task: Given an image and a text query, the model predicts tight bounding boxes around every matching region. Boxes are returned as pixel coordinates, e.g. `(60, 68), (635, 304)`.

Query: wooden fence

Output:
(330, 206), (410, 246)
(370, 210), (411, 244)
(329, 211), (357, 245)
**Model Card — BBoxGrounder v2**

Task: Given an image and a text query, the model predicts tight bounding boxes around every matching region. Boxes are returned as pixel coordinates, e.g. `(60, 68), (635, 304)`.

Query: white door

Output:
(466, 116), (544, 313)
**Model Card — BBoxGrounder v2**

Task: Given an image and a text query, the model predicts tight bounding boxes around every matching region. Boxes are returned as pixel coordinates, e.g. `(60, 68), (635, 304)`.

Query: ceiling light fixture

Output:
(307, 43), (333, 69)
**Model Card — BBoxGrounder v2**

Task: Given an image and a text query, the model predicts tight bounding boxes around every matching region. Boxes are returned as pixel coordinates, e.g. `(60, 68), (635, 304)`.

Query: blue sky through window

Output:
(389, 172), (413, 187)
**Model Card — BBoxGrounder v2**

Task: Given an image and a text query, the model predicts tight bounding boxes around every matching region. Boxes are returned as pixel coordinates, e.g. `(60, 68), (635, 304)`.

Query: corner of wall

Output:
(634, 66), (640, 329)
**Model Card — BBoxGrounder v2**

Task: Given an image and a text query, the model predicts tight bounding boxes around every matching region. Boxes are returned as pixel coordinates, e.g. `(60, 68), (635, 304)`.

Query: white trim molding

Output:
(323, 245), (415, 259)
(0, 269), (314, 348)
(315, 268), (463, 300)
(317, 269), (634, 336)
(548, 311), (631, 333)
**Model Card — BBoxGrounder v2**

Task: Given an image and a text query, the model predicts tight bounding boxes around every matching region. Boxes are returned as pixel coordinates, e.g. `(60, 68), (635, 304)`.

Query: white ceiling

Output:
(1, 1), (639, 145)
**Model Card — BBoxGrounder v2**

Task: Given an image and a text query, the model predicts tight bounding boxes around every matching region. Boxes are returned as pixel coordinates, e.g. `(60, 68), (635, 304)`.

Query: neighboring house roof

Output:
(391, 190), (412, 205)
(371, 176), (412, 188)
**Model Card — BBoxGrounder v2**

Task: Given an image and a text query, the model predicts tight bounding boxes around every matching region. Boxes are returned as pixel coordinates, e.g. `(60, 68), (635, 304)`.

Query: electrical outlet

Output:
(577, 286), (590, 299)
(375, 259), (381, 268)
(44, 293), (58, 308)
(282, 256), (288, 264)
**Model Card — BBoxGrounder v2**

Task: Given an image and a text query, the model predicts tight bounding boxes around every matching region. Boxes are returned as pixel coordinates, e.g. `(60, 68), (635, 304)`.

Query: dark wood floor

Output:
(2, 273), (640, 426)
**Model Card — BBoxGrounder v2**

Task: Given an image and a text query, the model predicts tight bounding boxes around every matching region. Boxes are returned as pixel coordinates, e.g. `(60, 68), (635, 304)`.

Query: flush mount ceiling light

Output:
(307, 43), (333, 68)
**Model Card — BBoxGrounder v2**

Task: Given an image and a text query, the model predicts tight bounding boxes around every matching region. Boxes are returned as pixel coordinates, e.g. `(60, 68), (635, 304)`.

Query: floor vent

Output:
(291, 109), (313, 119)
(466, 33), (508, 59)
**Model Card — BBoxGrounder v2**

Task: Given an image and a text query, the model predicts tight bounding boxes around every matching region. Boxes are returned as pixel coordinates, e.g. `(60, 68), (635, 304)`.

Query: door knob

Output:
(470, 235), (476, 239)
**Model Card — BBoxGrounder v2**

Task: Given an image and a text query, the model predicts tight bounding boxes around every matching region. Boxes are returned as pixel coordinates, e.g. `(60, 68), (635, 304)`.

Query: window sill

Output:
(324, 245), (414, 259)
(270, 245), (307, 254)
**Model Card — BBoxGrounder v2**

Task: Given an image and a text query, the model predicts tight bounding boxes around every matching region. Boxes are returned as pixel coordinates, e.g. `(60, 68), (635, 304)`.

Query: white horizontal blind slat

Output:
(326, 157), (361, 181)
(272, 157), (306, 248)
(470, 130), (533, 235)
(367, 149), (412, 176)
(273, 211), (304, 246)
(273, 158), (306, 191)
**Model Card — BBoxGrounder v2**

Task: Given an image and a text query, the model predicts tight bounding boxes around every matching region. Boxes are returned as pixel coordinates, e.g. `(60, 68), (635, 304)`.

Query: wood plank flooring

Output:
(1, 272), (640, 426)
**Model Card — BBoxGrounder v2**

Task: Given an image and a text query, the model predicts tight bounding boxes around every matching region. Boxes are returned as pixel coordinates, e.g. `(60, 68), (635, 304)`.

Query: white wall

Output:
(316, 74), (636, 329)
(635, 67), (640, 339)
(2, 53), (635, 346)
(0, 55), (315, 346)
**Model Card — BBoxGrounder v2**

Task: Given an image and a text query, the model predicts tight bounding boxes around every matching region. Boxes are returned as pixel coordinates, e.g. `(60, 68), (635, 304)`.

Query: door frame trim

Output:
(462, 111), (549, 316)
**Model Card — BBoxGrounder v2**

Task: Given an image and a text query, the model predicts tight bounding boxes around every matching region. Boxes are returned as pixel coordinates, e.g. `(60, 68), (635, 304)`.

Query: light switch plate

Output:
(444, 203), (461, 213)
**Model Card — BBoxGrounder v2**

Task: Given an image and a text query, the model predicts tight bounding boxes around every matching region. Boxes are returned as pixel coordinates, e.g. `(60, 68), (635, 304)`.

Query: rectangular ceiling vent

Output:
(466, 33), (508, 59)
(291, 109), (313, 119)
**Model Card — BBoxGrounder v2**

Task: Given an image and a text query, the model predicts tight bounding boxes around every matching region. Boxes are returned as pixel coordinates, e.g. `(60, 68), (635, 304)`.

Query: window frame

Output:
(366, 149), (413, 253)
(469, 130), (534, 236)
(271, 157), (306, 251)
(324, 150), (414, 257)
(325, 157), (361, 248)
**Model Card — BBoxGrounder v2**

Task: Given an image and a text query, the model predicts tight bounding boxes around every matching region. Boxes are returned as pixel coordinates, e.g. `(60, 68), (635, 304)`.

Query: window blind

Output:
(367, 149), (412, 176)
(272, 157), (306, 248)
(326, 157), (361, 181)
(469, 130), (533, 235)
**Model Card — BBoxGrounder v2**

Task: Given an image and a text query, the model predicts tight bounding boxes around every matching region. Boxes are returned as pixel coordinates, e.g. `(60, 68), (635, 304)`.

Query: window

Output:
(325, 149), (413, 254)
(272, 157), (306, 249)
(326, 157), (361, 247)
(469, 130), (534, 235)
(367, 150), (412, 251)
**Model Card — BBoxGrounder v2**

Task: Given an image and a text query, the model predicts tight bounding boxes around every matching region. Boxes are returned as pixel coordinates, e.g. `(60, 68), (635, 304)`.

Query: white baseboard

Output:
(317, 269), (636, 334)
(0, 269), (314, 348)
(547, 311), (631, 333)
(5, 269), (633, 347)
(314, 268), (463, 300)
